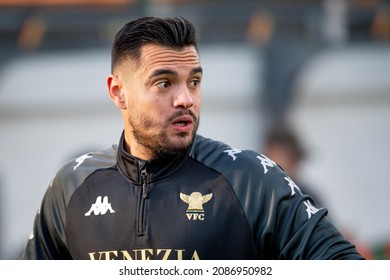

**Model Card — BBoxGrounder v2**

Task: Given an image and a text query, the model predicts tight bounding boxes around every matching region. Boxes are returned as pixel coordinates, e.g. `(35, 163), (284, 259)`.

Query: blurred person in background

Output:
(261, 124), (379, 259)
(246, 7), (319, 131)
(21, 16), (364, 260)
(261, 124), (324, 207)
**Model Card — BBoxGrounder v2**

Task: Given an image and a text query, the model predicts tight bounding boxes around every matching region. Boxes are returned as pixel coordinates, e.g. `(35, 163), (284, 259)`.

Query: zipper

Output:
(137, 168), (148, 236)
(141, 169), (148, 199)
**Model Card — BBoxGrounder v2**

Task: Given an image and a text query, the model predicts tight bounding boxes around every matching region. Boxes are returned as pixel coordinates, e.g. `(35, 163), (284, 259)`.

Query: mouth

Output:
(171, 115), (193, 132)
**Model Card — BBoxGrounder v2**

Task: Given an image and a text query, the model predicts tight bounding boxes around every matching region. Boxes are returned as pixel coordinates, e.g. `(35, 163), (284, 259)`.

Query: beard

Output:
(129, 110), (199, 159)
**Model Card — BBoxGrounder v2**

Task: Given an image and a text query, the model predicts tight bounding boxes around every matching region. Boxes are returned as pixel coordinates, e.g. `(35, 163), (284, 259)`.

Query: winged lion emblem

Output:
(179, 192), (213, 212)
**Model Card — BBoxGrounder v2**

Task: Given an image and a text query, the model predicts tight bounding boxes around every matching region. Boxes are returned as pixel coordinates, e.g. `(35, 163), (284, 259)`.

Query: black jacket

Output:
(21, 133), (364, 260)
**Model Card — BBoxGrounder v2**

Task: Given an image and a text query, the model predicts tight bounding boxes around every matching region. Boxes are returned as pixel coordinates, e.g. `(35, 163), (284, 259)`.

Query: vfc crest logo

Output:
(180, 192), (213, 221)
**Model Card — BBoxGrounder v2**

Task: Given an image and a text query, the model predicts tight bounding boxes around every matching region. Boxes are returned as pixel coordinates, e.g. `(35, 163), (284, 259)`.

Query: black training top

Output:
(21, 132), (364, 260)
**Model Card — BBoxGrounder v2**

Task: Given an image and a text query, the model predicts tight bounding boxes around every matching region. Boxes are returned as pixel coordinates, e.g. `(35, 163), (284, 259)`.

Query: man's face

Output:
(111, 44), (202, 160)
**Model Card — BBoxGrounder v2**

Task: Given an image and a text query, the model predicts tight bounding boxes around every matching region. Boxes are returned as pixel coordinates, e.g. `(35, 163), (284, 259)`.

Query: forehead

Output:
(138, 44), (201, 73)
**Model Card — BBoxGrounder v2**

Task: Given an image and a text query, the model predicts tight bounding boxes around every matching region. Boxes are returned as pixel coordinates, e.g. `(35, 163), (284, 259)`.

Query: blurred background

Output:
(0, 0), (389, 260)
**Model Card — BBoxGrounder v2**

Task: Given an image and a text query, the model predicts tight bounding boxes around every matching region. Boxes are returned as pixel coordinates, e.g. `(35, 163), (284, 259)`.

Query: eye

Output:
(156, 80), (171, 89)
(189, 78), (201, 88)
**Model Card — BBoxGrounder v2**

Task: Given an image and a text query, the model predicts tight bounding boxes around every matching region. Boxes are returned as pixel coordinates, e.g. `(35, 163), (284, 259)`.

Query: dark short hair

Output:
(265, 125), (306, 160)
(111, 16), (198, 72)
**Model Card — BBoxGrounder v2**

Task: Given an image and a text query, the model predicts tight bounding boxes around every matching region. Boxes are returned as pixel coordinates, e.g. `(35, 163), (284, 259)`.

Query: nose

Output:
(173, 85), (193, 109)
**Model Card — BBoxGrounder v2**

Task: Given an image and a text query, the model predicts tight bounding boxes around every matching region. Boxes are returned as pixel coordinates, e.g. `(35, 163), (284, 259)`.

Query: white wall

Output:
(290, 44), (390, 245)
(0, 50), (122, 258)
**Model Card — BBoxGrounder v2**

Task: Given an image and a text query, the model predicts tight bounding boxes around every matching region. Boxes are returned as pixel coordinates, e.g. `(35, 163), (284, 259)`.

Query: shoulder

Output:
(67, 144), (117, 174)
(190, 135), (298, 197)
(46, 145), (117, 204)
(190, 135), (279, 178)
(58, 144), (117, 180)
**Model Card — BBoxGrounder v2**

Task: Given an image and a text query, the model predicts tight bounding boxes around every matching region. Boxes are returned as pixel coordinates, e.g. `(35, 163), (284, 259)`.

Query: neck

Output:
(123, 135), (154, 161)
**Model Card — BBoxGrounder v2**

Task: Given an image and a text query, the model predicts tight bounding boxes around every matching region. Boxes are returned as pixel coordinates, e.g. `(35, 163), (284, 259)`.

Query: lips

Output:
(171, 115), (193, 132)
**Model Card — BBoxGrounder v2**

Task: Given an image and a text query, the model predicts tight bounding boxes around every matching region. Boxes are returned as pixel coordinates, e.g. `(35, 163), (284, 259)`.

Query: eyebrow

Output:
(191, 66), (203, 76)
(149, 69), (176, 78)
(147, 66), (203, 81)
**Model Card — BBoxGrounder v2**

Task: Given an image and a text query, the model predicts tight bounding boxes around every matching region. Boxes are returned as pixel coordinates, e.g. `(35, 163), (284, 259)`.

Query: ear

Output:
(107, 74), (127, 109)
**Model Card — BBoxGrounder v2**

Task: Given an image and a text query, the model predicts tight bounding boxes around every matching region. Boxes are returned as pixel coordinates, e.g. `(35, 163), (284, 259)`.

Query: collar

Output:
(116, 131), (190, 184)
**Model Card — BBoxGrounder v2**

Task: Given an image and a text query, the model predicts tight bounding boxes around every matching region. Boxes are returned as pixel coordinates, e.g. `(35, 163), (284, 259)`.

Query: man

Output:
(262, 124), (324, 206)
(21, 17), (364, 260)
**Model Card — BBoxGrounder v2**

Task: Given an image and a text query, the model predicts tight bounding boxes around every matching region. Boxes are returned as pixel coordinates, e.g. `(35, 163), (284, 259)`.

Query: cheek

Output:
(133, 99), (168, 122)
(192, 104), (200, 114)
(195, 92), (202, 104)
(193, 97), (202, 113)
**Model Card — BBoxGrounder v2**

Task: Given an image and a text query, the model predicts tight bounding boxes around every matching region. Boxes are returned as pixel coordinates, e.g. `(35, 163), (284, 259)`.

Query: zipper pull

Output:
(141, 169), (148, 199)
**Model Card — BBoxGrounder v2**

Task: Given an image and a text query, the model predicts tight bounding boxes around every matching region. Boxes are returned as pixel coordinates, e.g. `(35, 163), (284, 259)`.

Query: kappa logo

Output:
(85, 196), (116, 216)
(180, 192), (213, 221)
(73, 153), (92, 171)
(303, 200), (322, 219)
(223, 148), (242, 161)
(256, 154), (277, 174)
(284, 176), (301, 196)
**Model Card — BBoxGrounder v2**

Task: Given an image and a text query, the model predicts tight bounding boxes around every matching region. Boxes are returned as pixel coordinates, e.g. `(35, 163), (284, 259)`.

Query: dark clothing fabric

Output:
(21, 133), (364, 260)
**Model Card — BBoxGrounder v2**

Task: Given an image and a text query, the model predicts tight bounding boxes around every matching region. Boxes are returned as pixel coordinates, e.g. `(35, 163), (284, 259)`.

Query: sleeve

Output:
(20, 148), (117, 260)
(268, 174), (363, 259)
(20, 169), (73, 259)
(234, 152), (365, 260)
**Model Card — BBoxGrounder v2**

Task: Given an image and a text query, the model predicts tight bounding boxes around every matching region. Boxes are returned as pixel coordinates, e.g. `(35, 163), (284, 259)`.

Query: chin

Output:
(175, 133), (195, 146)
(157, 135), (194, 156)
